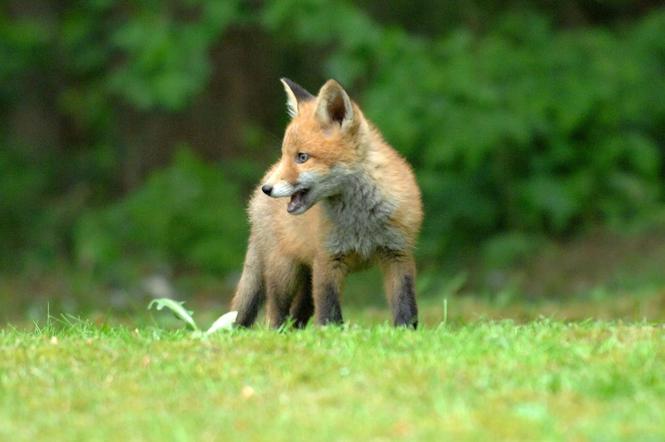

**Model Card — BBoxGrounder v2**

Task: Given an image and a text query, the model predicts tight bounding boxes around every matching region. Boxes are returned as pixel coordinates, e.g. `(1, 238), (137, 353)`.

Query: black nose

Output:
(261, 184), (273, 196)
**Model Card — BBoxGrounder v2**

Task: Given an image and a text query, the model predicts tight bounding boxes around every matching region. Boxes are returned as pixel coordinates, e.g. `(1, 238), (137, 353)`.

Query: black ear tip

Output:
(280, 77), (297, 89)
(280, 78), (314, 101)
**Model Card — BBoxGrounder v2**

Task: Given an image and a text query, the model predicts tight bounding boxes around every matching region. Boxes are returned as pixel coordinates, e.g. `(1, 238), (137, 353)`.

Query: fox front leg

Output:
(312, 257), (345, 326)
(289, 266), (314, 328)
(381, 253), (418, 328)
(264, 256), (302, 329)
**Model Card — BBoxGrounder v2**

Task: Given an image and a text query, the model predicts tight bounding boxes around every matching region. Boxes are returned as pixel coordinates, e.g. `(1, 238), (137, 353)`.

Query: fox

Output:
(230, 78), (423, 328)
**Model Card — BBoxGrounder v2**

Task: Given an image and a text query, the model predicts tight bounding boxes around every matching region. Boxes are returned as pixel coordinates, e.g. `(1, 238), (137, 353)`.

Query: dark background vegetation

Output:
(2, 0), (665, 320)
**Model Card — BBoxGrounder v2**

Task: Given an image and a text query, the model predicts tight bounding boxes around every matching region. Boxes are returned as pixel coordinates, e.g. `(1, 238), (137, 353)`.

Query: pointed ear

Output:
(280, 78), (314, 118)
(315, 79), (354, 129)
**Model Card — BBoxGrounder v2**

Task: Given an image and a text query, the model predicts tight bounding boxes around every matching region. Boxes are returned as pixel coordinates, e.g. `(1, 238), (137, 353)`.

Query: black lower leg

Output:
(235, 289), (264, 327)
(290, 272), (314, 328)
(394, 275), (418, 328)
(317, 283), (343, 325)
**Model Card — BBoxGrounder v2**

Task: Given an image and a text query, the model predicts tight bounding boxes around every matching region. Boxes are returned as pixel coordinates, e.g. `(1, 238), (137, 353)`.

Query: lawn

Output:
(1, 303), (664, 441)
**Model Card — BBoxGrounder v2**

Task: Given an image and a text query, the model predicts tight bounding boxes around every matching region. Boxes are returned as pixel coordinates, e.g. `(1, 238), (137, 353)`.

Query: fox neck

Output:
(321, 169), (405, 258)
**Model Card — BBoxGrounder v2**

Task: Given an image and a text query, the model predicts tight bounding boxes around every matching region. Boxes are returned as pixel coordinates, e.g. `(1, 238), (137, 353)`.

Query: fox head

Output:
(261, 78), (367, 215)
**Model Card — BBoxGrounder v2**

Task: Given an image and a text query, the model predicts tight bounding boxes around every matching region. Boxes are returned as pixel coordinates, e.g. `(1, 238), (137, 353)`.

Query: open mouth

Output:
(287, 188), (310, 214)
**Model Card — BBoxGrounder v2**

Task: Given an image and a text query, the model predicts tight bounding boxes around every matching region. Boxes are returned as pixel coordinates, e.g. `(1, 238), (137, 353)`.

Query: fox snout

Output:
(261, 176), (313, 215)
(261, 179), (297, 198)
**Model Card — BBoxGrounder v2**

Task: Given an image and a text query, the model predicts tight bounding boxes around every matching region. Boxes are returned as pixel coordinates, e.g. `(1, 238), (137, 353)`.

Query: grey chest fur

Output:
(322, 174), (406, 258)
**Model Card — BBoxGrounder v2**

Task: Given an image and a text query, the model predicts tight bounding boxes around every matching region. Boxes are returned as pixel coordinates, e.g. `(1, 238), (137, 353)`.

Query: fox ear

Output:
(315, 79), (354, 129)
(280, 78), (314, 118)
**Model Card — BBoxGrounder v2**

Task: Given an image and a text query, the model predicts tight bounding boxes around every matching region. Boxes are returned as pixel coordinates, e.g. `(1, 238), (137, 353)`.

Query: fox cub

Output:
(231, 78), (423, 328)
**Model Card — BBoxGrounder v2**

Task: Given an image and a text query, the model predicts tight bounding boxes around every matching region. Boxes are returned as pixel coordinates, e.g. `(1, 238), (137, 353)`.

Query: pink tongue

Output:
(288, 192), (303, 212)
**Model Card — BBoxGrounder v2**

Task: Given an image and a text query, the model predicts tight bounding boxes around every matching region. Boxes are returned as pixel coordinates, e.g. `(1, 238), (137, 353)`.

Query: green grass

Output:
(1, 310), (664, 441)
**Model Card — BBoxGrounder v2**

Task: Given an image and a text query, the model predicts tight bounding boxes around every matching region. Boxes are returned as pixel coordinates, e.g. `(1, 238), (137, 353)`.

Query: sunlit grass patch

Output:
(0, 316), (663, 441)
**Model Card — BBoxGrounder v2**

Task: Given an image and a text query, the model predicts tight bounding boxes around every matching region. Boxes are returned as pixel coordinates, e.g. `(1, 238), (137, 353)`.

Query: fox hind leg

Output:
(381, 253), (418, 328)
(231, 238), (265, 327)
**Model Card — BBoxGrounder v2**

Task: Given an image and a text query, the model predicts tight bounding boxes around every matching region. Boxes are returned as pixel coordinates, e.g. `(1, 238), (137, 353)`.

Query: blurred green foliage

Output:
(356, 11), (665, 257)
(1, 1), (664, 281)
(75, 149), (246, 278)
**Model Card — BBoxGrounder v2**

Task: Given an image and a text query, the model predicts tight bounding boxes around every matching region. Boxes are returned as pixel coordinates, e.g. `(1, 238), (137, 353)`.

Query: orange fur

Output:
(231, 79), (423, 328)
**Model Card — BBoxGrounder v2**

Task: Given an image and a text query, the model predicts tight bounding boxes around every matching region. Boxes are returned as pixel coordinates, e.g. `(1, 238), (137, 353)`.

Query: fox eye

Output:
(295, 152), (309, 164)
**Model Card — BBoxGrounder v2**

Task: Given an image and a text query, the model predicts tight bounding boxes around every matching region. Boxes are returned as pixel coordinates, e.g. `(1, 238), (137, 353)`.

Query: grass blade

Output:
(148, 298), (199, 331)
